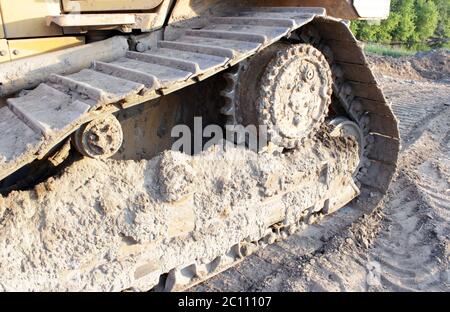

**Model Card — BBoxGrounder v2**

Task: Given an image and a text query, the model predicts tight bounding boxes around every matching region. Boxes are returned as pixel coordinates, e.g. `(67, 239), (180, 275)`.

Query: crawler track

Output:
(0, 7), (400, 291)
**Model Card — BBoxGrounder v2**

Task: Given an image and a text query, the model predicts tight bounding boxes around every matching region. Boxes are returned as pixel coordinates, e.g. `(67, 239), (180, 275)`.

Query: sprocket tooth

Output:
(319, 44), (334, 63)
(220, 87), (235, 98)
(223, 71), (239, 84)
(220, 103), (235, 116)
(359, 114), (371, 132)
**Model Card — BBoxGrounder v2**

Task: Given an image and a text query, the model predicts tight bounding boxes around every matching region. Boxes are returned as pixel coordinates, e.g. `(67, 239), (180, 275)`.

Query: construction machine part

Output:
(222, 42), (332, 149)
(0, 7), (399, 292)
(47, 0), (174, 35)
(0, 9), (4, 38)
(73, 114), (123, 159)
(0, 37), (85, 64)
(0, 40), (10, 63)
(0, 36), (130, 97)
(177, 17), (399, 290)
(47, 13), (137, 28)
(167, 0), (388, 26)
(297, 17), (400, 194)
(61, 0), (164, 12)
(0, 127), (360, 291)
(0, 7), (327, 184)
(353, 0), (391, 19)
(330, 117), (365, 174)
(0, 0), (62, 38)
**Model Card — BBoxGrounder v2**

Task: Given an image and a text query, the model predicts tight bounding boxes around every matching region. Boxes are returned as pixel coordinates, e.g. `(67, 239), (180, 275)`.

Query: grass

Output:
(364, 43), (418, 58)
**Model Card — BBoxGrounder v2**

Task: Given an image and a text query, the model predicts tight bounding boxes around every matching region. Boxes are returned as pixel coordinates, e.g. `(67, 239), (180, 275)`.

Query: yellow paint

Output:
(0, 0), (62, 38)
(62, 0), (163, 12)
(0, 39), (10, 63)
(8, 36), (84, 61)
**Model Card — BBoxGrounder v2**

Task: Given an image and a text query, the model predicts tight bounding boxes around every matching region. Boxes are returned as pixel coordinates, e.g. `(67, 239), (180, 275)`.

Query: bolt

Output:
(0, 50), (5, 56)
(12, 49), (20, 56)
(293, 116), (301, 126)
(305, 68), (315, 80)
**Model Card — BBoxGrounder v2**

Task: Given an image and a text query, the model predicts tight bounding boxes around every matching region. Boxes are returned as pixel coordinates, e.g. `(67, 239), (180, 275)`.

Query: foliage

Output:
(351, 0), (448, 44)
(414, 0), (439, 41)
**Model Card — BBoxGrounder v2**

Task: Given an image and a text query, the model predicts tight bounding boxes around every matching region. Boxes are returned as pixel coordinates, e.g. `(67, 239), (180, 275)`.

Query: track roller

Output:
(73, 114), (123, 159)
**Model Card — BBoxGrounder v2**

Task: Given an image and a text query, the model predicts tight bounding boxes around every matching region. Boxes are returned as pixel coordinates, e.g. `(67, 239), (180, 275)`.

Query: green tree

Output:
(391, 0), (416, 42)
(414, 0), (439, 41)
(376, 12), (401, 42)
(432, 0), (450, 38)
(351, 0), (448, 44)
(353, 21), (380, 41)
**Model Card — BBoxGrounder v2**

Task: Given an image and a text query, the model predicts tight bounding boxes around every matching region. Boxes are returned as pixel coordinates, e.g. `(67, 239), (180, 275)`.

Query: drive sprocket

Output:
(222, 43), (333, 149)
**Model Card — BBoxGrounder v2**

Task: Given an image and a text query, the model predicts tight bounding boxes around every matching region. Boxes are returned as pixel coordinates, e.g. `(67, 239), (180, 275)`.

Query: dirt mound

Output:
(368, 54), (423, 81)
(412, 50), (450, 80)
(368, 49), (450, 81)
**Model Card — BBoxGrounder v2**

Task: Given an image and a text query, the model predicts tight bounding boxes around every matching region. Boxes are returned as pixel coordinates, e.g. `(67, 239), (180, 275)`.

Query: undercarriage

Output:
(0, 7), (399, 291)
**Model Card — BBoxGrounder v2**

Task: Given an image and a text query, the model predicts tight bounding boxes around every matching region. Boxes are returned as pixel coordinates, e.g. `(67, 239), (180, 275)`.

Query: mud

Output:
(0, 129), (358, 291)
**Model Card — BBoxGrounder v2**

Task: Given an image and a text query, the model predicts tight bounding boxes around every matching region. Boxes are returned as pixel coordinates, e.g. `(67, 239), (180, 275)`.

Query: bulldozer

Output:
(0, 0), (399, 291)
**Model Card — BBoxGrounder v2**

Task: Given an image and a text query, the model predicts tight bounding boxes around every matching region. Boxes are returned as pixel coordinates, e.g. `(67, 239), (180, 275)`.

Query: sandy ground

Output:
(194, 51), (450, 292)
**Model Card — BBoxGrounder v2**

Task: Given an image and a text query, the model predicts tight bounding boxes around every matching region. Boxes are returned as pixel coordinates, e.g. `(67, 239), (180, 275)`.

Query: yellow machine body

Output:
(0, 0), (390, 62)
